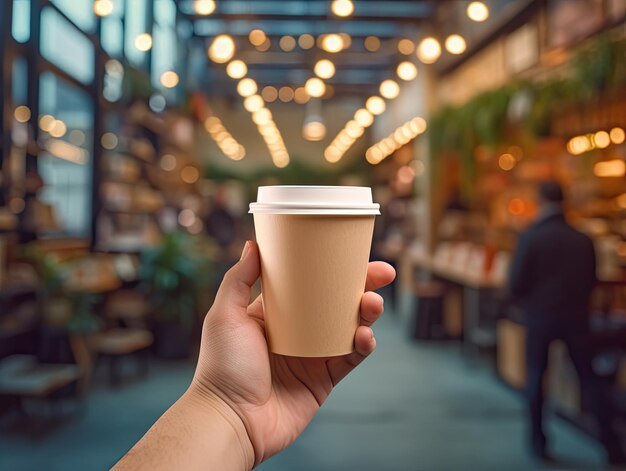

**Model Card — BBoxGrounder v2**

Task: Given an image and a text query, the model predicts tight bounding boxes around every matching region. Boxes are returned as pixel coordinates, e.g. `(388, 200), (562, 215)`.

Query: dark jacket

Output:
(508, 213), (596, 329)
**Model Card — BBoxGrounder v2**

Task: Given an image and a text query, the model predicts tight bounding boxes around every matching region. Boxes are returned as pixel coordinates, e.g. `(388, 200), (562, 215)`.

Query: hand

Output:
(190, 240), (395, 467)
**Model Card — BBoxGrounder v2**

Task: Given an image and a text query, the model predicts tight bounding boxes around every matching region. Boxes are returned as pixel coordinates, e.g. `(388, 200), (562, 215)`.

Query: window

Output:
(101, 0), (125, 57)
(50, 0), (95, 32)
(12, 0), (30, 43)
(38, 73), (93, 237)
(41, 7), (95, 84)
(124, 0), (148, 66)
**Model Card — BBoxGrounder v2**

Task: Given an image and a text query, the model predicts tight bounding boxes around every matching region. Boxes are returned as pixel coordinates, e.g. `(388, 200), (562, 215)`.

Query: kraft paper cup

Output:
(250, 186), (380, 357)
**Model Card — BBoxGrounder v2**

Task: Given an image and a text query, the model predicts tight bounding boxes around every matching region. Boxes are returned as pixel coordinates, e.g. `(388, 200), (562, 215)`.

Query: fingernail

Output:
(369, 329), (374, 341)
(240, 241), (251, 260)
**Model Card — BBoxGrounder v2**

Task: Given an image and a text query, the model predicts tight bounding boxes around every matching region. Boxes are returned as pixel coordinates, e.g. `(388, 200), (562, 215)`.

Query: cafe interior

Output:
(2, 0), (626, 469)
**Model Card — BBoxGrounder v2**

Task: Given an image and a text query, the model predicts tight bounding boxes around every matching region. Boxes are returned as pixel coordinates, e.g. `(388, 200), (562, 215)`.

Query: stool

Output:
(411, 281), (446, 340)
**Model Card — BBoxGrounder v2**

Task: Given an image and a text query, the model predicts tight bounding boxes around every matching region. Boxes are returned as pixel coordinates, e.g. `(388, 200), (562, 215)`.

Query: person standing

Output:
(508, 180), (624, 464)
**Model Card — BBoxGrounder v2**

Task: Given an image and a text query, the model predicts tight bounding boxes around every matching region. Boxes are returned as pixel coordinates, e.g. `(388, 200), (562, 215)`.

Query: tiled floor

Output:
(1, 310), (610, 471)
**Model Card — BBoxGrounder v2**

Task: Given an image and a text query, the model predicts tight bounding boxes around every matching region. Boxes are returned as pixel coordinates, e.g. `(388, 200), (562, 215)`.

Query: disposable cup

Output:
(250, 186), (380, 357)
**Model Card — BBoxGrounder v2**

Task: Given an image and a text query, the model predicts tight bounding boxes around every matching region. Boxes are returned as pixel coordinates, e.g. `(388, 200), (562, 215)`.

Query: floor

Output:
(1, 308), (612, 471)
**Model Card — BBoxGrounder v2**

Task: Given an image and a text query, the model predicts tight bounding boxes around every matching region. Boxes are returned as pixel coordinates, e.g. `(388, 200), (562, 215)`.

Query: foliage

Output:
(139, 232), (211, 330)
(21, 244), (68, 298)
(428, 32), (626, 197)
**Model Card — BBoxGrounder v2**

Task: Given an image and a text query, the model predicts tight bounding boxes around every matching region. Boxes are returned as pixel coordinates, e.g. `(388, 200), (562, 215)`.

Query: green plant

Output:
(21, 244), (68, 298)
(139, 232), (211, 331)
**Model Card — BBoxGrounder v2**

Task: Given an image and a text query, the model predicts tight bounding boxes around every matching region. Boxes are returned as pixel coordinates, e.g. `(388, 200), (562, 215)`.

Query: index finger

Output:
(365, 261), (396, 291)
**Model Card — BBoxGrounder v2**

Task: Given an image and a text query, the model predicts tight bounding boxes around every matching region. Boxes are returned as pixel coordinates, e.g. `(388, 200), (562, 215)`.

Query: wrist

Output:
(184, 383), (256, 470)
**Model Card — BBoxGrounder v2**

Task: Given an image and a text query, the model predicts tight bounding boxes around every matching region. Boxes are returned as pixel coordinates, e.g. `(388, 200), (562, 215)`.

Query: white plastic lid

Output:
(249, 185), (380, 215)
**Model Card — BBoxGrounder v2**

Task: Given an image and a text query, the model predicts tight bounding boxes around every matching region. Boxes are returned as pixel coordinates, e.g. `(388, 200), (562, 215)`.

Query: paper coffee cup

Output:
(250, 186), (380, 357)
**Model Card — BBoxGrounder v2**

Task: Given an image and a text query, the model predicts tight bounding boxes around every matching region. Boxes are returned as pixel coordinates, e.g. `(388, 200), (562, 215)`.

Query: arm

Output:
(508, 232), (533, 297)
(113, 388), (254, 470)
(113, 241), (395, 469)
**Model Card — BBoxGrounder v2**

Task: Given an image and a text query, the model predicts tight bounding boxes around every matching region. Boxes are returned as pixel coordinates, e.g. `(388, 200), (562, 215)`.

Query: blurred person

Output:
(509, 180), (624, 464)
(114, 241), (395, 470)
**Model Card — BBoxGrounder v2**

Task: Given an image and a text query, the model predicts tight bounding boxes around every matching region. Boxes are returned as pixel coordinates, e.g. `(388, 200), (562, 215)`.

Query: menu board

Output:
(547, 0), (605, 48)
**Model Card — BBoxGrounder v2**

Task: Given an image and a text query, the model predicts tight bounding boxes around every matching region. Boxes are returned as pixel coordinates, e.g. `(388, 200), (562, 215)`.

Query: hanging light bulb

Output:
(314, 59), (336, 79)
(379, 80), (400, 99)
(208, 34), (235, 63)
(445, 34), (466, 55)
(237, 78), (258, 97)
(397, 61), (418, 81)
(366, 96), (386, 115)
(305, 77), (326, 98)
(194, 0), (216, 15)
(416, 37), (441, 64)
(226, 60), (247, 79)
(467, 1), (489, 22)
(331, 0), (354, 17)
(303, 100), (326, 141)
(320, 34), (344, 53)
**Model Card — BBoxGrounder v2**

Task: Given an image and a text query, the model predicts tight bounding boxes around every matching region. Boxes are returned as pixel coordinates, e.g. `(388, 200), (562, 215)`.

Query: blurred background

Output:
(1, 0), (626, 469)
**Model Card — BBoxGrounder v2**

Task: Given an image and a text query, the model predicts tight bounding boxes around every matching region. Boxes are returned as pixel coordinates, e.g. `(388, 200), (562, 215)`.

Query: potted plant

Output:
(139, 232), (210, 359)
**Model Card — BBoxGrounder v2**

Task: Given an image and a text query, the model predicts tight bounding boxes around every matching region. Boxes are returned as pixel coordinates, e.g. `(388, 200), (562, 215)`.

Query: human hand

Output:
(189, 240), (395, 468)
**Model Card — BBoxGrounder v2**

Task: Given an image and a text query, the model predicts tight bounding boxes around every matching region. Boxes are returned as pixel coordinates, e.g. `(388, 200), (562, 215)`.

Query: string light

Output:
(314, 59), (336, 79)
(204, 115), (246, 161)
(237, 78), (258, 97)
(320, 34), (344, 53)
(610, 127), (625, 144)
(243, 95), (264, 112)
(39, 114), (55, 132)
(278, 87), (295, 102)
(294, 87), (310, 104)
(331, 0), (354, 17)
(298, 34), (315, 50)
(209, 34), (235, 63)
(226, 60), (247, 79)
(365, 116), (427, 164)
(364, 36), (381, 52)
(397, 61), (418, 81)
(416, 37), (441, 64)
(366, 96), (386, 115)
(194, 0), (216, 15)
(279, 35), (297, 52)
(467, 1), (489, 22)
(445, 34), (466, 55)
(262, 86), (278, 102)
(305, 77), (326, 98)
(354, 108), (374, 127)
(379, 80), (400, 100)
(93, 0), (114, 16)
(13, 105), (31, 123)
(249, 29), (266, 46)
(398, 39), (415, 55)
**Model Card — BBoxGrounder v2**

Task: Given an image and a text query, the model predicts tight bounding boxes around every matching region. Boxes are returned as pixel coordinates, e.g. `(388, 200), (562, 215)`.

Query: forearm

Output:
(113, 387), (255, 471)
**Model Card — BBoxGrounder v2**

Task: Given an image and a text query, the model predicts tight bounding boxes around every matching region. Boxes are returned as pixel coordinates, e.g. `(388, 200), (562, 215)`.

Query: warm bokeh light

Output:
(594, 130), (610, 148)
(194, 0), (216, 15)
(364, 36), (381, 52)
(324, 146), (342, 163)
(256, 38), (271, 52)
(366, 96), (386, 115)
(93, 0), (114, 17)
(101, 132), (118, 150)
(279, 86), (295, 102)
(365, 115), (426, 164)
(208, 34), (235, 63)
(294, 87), (310, 104)
(181, 166), (200, 184)
(298, 34), (315, 50)
(303, 121), (327, 141)
(321, 34), (344, 53)
(398, 39), (415, 55)
(243, 95), (264, 112)
(305, 77), (326, 98)
(160, 70), (179, 88)
(498, 153), (516, 171)
(49, 120), (67, 138)
(39, 114), (55, 132)
(279, 35), (296, 52)
(13, 105), (31, 123)
(331, 0), (354, 17)
(354, 108), (374, 127)
(508, 198), (525, 216)
(594, 159), (626, 177)
(467, 1), (489, 22)
(252, 108), (272, 126)
(611, 127), (625, 144)
(160, 153), (177, 171)
(262, 86), (278, 102)
(249, 29), (266, 46)
(237, 78), (258, 97)
(445, 34), (467, 55)
(417, 37), (441, 64)
(379, 79), (400, 99)
(314, 59), (336, 79)
(397, 61), (418, 81)
(134, 33), (153, 52)
(226, 60), (247, 79)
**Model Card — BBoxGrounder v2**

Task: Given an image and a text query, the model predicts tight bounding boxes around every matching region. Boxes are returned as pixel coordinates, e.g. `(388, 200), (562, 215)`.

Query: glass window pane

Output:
(152, 25), (176, 85)
(41, 7), (95, 84)
(125, 0), (148, 66)
(38, 72), (93, 237)
(155, 0), (176, 27)
(12, 57), (28, 105)
(50, 0), (95, 32)
(12, 0), (30, 43)
(102, 16), (124, 57)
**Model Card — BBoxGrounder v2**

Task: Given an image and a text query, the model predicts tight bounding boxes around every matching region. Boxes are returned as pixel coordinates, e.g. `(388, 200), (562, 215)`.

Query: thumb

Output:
(215, 241), (260, 311)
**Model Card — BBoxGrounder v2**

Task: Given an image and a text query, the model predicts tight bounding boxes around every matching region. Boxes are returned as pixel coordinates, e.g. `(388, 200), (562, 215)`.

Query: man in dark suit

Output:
(509, 180), (624, 464)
